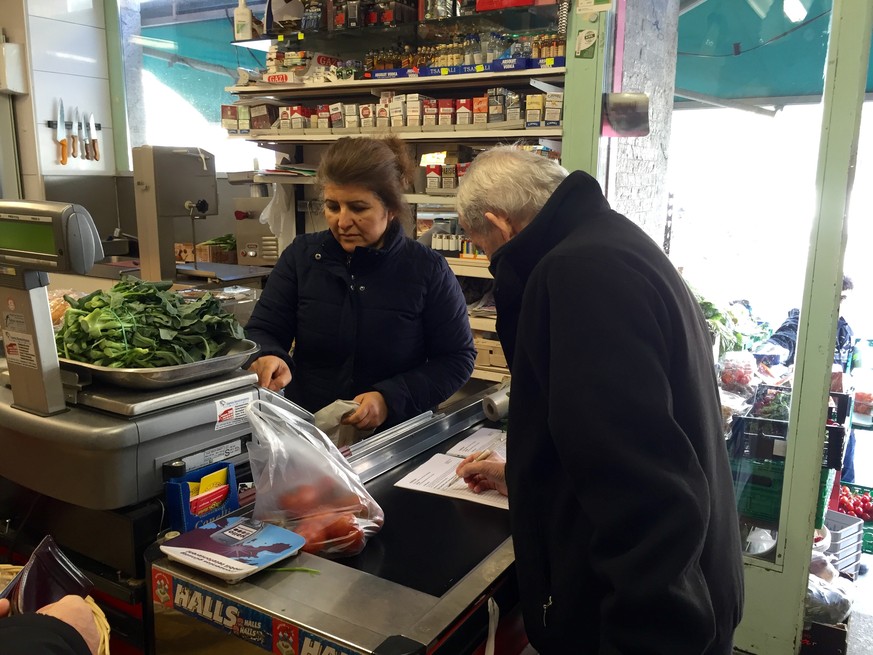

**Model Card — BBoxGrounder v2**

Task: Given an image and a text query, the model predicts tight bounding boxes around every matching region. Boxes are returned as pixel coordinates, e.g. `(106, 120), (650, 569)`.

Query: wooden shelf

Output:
(406, 193), (457, 206)
(227, 68), (565, 101)
(447, 257), (492, 279)
(253, 174), (316, 184)
(241, 127), (562, 144)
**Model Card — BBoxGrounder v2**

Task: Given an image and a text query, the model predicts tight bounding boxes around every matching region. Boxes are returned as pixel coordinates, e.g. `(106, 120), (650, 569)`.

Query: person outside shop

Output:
(453, 146), (745, 654)
(755, 276), (857, 481)
(246, 136), (475, 432)
(0, 595), (100, 655)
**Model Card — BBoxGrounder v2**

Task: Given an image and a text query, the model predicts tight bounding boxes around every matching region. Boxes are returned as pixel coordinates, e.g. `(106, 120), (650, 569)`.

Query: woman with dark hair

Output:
(246, 137), (475, 433)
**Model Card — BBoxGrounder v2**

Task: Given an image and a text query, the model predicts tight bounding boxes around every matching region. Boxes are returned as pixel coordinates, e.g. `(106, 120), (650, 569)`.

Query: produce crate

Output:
(730, 458), (833, 529)
(727, 386), (848, 469)
(844, 482), (873, 554)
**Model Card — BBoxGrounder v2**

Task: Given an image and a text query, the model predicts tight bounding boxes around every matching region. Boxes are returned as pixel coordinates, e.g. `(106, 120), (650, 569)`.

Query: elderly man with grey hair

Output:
(454, 147), (744, 655)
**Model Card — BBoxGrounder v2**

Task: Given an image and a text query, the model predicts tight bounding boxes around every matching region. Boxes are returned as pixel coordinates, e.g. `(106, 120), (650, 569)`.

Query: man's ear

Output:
(484, 211), (514, 243)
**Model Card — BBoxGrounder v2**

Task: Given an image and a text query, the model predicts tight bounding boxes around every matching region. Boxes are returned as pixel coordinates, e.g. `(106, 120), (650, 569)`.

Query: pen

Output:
(451, 449), (492, 486)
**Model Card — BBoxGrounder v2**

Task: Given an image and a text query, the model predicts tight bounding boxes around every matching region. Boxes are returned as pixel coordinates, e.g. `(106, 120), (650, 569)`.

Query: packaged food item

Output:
(718, 350), (757, 399)
(47, 289), (85, 329)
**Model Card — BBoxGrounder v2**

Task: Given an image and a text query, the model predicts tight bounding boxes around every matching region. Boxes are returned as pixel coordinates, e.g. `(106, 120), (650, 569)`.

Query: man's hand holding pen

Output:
(455, 450), (508, 497)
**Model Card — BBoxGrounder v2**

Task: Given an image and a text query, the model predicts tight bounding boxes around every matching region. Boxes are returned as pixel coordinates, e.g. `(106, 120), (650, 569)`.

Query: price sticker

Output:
(440, 67), (449, 75)
(545, 57), (554, 66)
(475, 64), (484, 72)
(277, 34), (284, 42)
(298, 32), (304, 40)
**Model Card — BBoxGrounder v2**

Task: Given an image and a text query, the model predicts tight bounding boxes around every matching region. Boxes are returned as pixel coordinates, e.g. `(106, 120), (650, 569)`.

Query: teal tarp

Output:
(142, 19), (265, 121)
(677, 0), (873, 101)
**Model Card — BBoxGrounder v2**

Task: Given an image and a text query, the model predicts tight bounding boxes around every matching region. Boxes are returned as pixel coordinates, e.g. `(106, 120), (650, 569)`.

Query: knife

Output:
(88, 113), (99, 162)
(79, 109), (90, 160)
(70, 107), (79, 158)
(55, 100), (68, 165)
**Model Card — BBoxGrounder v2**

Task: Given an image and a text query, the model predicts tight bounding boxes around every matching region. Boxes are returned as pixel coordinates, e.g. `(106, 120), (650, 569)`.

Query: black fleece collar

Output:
(322, 220), (404, 269)
(488, 170), (611, 283)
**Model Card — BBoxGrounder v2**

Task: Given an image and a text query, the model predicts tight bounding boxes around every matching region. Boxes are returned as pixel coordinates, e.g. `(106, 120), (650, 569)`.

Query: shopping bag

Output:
(246, 398), (384, 557)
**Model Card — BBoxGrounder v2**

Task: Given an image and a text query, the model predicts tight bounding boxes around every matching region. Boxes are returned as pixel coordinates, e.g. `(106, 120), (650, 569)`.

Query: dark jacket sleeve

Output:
(542, 256), (720, 655)
(244, 243), (299, 371)
(0, 612), (91, 655)
(373, 255), (475, 419)
(764, 308), (800, 365)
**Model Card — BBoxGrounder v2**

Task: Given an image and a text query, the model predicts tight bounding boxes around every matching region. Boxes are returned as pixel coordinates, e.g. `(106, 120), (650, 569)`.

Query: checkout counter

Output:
(0, 200), (521, 653)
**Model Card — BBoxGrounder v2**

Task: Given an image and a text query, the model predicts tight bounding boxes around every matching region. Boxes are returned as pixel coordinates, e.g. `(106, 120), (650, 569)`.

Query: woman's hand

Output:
(456, 451), (508, 497)
(0, 598), (9, 618)
(248, 355), (292, 391)
(341, 392), (388, 431)
(39, 596), (100, 655)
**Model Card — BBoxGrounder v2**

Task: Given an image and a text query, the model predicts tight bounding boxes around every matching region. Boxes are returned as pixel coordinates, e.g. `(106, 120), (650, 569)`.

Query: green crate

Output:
(730, 459), (833, 529)
(843, 482), (873, 554)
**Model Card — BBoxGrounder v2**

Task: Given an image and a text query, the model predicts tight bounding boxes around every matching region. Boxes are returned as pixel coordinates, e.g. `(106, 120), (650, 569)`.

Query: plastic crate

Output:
(730, 459), (833, 529)
(824, 508), (863, 545)
(728, 416), (845, 470)
(843, 482), (873, 554)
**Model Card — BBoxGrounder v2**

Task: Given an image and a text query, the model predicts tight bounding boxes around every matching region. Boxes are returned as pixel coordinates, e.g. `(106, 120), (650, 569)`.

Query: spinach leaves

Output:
(56, 276), (245, 368)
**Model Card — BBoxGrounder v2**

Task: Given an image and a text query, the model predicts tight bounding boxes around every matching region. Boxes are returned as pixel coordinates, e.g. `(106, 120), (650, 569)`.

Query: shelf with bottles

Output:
(232, 4), (564, 50)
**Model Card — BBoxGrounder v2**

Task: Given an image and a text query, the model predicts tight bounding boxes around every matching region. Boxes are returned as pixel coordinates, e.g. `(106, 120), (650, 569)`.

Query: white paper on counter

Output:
(394, 453), (509, 510)
(447, 427), (507, 460)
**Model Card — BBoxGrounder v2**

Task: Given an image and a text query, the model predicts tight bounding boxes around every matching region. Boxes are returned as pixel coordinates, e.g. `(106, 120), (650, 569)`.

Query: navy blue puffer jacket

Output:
(245, 222), (476, 428)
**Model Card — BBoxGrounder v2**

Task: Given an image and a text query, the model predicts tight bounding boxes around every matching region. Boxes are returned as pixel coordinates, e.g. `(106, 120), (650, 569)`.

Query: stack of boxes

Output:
(220, 105), (252, 134)
(224, 89), (565, 135)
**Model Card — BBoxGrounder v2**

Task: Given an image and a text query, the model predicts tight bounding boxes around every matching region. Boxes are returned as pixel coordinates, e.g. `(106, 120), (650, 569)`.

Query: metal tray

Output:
(59, 339), (260, 390)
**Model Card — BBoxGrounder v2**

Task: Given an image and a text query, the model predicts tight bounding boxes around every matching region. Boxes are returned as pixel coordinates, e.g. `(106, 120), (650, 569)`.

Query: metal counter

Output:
(148, 399), (517, 655)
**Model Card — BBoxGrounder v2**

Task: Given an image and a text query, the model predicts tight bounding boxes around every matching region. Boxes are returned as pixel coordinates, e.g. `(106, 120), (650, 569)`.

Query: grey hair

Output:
(457, 146), (569, 233)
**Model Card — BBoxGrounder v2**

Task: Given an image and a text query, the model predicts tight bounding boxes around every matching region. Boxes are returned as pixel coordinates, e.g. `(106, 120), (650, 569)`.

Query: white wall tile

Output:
(32, 70), (112, 175)
(28, 17), (109, 79)
(28, 0), (105, 29)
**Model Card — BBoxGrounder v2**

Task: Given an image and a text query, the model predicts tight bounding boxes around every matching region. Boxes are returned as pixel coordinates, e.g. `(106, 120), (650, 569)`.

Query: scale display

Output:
(0, 214), (57, 256)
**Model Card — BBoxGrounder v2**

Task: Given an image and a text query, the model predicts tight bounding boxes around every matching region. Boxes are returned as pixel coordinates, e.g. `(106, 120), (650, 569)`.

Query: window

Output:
(118, 0), (273, 172)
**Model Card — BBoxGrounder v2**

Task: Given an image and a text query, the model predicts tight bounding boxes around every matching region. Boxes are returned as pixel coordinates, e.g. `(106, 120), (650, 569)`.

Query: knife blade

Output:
(79, 109), (90, 160)
(70, 107), (79, 158)
(88, 113), (99, 162)
(55, 100), (68, 165)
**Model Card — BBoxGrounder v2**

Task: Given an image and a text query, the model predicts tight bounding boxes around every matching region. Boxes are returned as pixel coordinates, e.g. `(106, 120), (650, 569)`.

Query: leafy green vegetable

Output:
(198, 234), (237, 252)
(55, 276), (245, 368)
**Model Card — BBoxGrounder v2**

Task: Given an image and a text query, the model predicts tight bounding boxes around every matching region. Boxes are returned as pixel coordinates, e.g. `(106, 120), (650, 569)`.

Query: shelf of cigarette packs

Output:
(224, 5), (568, 143)
(727, 384), (850, 530)
(222, 81), (565, 144)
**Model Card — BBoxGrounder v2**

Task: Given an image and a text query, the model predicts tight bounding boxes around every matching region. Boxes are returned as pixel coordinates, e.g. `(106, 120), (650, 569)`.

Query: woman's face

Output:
(323, 183), (393, 254)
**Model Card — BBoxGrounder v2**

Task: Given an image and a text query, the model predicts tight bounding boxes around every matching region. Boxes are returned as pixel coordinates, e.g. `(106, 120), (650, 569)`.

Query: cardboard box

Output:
(438, 113), (454, 125)
(438, 99), (455, 114)
(473, 96), (489, 114)
(249, 104), (278, 130)
(422, 99), (439, 115)
(359, 104), (376, 119)
(175, 243), (237, 264)
(425, 165), (442, 189)
(474, 338), (508, 368)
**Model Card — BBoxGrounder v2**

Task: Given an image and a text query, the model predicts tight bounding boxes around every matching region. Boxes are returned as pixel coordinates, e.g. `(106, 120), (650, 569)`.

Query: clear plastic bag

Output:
(718, 351), (757, 399)
(246, 398), (384, 558)
(805, 573), (854, 625)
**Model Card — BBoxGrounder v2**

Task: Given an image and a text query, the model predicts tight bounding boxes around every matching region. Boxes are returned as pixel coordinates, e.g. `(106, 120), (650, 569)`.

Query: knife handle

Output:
(59, 139), (68, 165)
(82, 141), (91, 160)
(71, 135), (78, 158)
(92, 138), (100, 162)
